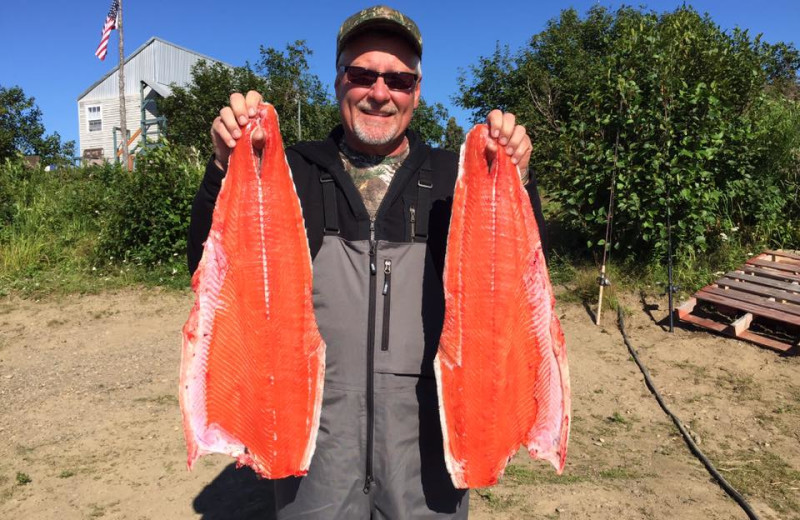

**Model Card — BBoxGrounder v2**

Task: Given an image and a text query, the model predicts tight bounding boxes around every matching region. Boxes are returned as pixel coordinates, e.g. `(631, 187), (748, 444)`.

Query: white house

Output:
(77, 37), (229, 164)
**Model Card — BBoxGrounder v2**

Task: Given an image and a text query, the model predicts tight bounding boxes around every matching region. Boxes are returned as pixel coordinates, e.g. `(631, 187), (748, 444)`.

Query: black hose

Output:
(616, 309), (761, 520)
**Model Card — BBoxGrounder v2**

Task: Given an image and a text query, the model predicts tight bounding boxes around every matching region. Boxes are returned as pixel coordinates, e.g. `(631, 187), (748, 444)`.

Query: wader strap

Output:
(320, 172), (340, 235)
(414, 168), (433, 242)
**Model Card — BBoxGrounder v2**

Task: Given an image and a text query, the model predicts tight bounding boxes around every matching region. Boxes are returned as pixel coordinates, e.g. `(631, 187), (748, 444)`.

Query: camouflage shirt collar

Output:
(337, 135), (409, 168)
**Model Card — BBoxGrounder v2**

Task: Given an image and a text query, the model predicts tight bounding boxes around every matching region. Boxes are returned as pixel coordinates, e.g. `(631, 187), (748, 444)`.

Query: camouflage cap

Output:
(336, 5), (422, 61)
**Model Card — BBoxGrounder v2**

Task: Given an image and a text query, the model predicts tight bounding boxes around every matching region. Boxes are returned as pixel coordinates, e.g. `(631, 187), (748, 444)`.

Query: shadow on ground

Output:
(194, 464), (276, 520)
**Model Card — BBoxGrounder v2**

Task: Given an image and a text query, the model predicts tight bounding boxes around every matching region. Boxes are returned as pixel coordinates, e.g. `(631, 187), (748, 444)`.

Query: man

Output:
(188, 6), (545, 518)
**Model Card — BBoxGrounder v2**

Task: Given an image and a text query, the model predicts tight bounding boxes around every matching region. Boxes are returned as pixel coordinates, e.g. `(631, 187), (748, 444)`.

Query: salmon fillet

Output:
(435, 124), (570, 488)
(180, 103), (325, 478)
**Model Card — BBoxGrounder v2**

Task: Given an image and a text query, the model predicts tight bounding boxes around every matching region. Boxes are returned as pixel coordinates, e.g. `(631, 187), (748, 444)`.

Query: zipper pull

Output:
(409, 205), (416, 242)
(363, 475), (373, 494)
(382, 260), (392, 294)
(369, 219), (377, 275)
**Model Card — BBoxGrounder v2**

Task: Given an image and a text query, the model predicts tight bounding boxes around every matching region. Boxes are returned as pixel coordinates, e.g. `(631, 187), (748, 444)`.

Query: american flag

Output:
(94, 0), (120, 61)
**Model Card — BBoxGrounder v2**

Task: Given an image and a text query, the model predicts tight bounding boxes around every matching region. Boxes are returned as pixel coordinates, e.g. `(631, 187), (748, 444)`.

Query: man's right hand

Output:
(211, 91), (266, 169)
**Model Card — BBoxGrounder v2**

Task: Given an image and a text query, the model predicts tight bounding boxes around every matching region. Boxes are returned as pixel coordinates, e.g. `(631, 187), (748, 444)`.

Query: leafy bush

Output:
(96, 142), (203, 269)
(457, 6), (800, 264)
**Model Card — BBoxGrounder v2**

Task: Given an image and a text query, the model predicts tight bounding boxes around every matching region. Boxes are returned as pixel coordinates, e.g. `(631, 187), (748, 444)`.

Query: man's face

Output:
(335, 32), (421, 156)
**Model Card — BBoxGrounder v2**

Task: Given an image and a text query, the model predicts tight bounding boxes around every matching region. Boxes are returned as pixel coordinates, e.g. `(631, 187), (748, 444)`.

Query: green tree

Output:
(0, 85), (74, 162)
(158, 61), (268, 157)
(442, 116), (465, 153)
(253, 40), (339, 146)
(409, 98), (449, 146)
(159, 41), (340, 155)
(456, 5), (800, 261)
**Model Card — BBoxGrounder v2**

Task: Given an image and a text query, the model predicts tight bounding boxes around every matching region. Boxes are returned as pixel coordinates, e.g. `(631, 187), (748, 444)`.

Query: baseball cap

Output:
(336, 5), (423, 61)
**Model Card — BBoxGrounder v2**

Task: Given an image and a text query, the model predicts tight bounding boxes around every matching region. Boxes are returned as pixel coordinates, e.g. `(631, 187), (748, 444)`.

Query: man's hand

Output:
(211, 91), (266, 169)
(486, 109), (532, 181)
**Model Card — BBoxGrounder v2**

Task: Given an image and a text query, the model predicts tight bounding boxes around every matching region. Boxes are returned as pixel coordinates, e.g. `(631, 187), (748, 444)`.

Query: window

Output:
(86, 105), (102, 132)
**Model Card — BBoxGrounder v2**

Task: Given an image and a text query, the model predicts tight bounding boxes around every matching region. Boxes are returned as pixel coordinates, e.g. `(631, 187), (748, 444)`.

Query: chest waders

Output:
(273, 168), (468, 519)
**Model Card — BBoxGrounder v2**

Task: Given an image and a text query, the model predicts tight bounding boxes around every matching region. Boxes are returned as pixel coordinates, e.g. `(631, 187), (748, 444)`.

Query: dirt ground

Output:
(0, 287), (798, 519)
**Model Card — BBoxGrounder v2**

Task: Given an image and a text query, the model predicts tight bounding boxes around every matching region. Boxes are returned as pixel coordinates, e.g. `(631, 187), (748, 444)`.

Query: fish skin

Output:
(180, 103), (325, 479)
(435, 124), (570, 488)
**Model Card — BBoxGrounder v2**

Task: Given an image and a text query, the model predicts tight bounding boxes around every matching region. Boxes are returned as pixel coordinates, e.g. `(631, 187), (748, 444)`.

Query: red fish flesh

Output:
(435, 124), (570, 488)
(180, 104), (325, 478)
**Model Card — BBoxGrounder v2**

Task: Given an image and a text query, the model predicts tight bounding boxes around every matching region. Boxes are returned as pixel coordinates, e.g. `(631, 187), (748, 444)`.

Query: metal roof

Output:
(77, 36), (233, 100)
(141, 79), (173, 98)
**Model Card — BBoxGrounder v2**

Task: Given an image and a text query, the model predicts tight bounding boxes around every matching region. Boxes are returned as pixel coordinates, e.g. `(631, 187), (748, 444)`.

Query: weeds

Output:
(88, 503), (106, 518)
(472, 488), (521, 512)
(15, 472), (31, 486)
(716, 450), (800, 516)
(715, 369), (762, 401)
(504, 464), (585, 486)
(672, 360), (709, 382)
(607, 412), (630, 425)
(597, 466), (642, 480)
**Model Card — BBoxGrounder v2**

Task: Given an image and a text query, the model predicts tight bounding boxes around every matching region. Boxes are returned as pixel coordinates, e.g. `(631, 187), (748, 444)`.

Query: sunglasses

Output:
(339, 65), (418, 91)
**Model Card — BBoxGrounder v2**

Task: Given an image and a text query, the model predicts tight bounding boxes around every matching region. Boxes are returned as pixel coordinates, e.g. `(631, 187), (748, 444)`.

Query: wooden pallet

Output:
(676, 250), (800, 353)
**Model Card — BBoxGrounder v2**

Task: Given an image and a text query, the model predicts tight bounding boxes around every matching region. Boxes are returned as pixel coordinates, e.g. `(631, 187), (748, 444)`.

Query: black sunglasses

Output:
(339, 65), (418, 91)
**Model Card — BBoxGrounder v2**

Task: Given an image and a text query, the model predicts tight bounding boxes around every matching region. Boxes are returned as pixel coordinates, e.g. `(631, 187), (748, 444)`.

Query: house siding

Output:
(77, 38), (228, 161)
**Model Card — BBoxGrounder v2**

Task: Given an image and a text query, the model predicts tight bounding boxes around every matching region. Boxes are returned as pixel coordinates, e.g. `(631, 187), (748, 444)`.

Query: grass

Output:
(504, 464), (585, 486)
(715, 450), (800, 518)
(596, 466), (643, 480)
(58, 470), (75, 479)
(0, 262), (190, 298)
(544, 211), (779, 311)
(607, 411), (630, 425)
(501, 462), (643, 488)
(472, 487), (522, 512)
(590, 411), (638, 438)
(715, 369), (762, 401)
(0, 158), (194, 299)
(671, 360), (709, 381)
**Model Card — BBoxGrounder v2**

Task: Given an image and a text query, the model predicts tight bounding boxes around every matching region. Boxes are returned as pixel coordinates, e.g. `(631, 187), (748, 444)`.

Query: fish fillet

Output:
(180, 103), (325, 478)
(435, 124), (570, 488)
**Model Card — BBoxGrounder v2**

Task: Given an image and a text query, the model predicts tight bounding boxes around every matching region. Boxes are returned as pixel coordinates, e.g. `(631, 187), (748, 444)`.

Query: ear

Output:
(413, 77), (421, 110)
(334, 72), (344, 101)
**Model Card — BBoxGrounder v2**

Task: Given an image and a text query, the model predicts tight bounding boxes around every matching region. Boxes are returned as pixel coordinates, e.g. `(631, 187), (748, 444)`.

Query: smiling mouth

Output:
(361, 109), (395, 117)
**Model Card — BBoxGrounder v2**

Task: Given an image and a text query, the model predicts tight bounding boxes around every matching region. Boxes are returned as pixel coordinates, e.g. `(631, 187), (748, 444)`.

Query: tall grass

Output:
(0, 144), (202, 296)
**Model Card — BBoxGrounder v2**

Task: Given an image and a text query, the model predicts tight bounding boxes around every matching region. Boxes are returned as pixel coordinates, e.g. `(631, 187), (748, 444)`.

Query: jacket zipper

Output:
(364, 219), (377, 494)
(409, 204), (416, 242)
(381, 259), (392, 351)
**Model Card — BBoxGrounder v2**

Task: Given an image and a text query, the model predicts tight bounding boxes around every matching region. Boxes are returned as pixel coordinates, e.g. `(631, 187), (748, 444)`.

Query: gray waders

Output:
(273, 170), (468, 519)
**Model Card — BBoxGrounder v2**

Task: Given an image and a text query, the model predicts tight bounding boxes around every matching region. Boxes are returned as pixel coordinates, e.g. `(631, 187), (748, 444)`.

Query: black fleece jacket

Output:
(187, 126), (547, 276)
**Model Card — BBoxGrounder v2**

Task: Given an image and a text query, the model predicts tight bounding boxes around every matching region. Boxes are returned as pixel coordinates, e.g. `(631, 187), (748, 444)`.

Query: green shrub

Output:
(457, 5), (800, 265)
(96, 142), (203, 270)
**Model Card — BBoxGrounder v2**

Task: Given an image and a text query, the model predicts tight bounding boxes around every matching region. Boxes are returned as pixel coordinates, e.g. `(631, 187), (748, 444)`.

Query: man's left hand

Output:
(486, 109), (531, 180)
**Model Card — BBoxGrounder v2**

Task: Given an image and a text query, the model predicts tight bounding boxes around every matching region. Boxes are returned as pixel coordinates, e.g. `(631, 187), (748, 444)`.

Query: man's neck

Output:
(342, 133), (409, 158)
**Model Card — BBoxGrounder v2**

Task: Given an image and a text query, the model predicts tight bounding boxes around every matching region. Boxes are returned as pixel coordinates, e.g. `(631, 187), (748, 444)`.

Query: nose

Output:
(368, 76), (391, 103)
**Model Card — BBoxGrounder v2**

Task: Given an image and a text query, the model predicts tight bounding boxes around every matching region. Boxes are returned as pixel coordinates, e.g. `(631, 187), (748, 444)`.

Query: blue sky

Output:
(1, 1), (797, 150)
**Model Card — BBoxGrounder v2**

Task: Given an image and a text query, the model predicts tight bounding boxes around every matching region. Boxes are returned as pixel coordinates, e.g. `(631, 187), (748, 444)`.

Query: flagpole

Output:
(117, 0), (129, 170)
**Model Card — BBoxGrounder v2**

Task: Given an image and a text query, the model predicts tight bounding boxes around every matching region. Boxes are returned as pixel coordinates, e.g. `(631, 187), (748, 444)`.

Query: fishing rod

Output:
(595, 111), (621, 327)
(665, 176), (679, 332)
